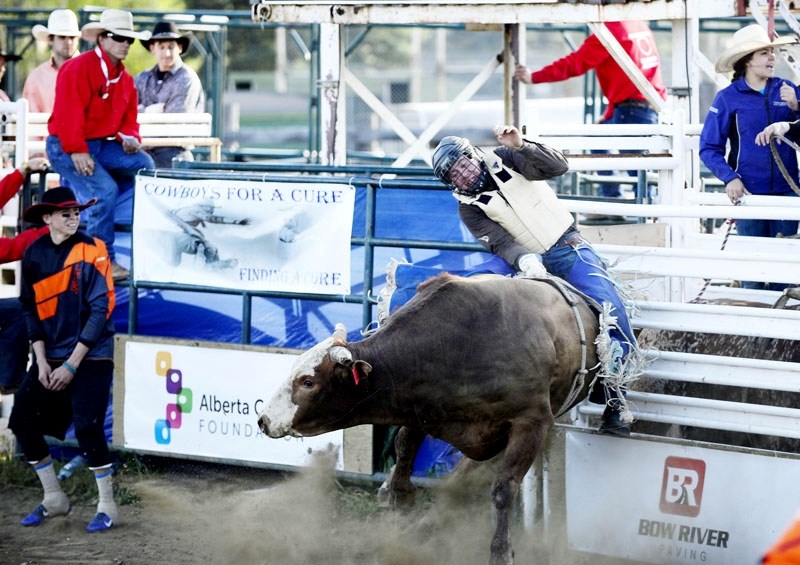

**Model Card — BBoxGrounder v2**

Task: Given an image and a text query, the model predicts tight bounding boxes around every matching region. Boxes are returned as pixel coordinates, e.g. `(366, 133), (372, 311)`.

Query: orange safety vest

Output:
(763, 517), (800, 564)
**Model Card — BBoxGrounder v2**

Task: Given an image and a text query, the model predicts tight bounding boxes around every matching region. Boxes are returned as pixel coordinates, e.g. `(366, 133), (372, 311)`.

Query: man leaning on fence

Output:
(45, 9), (154, 282)
(135, 21), (205, 168)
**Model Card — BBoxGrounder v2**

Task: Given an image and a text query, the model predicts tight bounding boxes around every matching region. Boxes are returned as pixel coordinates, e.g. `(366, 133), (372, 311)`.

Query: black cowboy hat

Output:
(140, 21), (191, 52)
(23, 186), (97, 225)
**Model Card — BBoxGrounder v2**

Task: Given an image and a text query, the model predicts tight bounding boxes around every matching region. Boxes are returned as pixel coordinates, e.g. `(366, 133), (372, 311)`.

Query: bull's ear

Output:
(352, 360), (373, 384)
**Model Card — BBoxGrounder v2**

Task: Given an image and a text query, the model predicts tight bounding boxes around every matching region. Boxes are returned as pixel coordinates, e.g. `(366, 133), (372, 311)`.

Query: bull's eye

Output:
(302, 379), (314, 388)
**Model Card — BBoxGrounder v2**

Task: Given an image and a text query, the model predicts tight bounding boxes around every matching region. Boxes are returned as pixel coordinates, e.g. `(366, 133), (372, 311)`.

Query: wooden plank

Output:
(251, 0), (737, 25)
(579, 222), (668, 247)
(343, 425), (374, 474)
(137, 113), (213, 125)
(21, 112), (221, 162)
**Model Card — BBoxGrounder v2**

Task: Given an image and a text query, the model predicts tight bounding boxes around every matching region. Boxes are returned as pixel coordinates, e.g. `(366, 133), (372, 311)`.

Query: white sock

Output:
(93, 465), (118, 524)
(32, 460), (69, 515)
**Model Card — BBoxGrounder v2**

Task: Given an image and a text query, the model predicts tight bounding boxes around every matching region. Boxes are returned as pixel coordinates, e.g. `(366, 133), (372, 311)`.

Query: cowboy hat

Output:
(140, 21), (191, 53)
(31, 9), (81, 42)
(81, 8), (151, 43)
(23, 186), (97, 225)
(715, 24), (797, 73)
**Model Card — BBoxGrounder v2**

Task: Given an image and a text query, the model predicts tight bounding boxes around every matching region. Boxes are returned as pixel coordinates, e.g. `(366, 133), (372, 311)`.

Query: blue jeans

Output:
(543, 239), (636, 406)
(47, 136), (154, 262)
(0, 297), (28, 392)
(543, 242), (636, 355)
(595, 103), (658, 198)
(736, 217), (800, 290)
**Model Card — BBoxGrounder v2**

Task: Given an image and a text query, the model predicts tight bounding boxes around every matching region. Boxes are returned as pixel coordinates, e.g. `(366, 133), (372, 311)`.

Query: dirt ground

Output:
(0, 454), (571, 565)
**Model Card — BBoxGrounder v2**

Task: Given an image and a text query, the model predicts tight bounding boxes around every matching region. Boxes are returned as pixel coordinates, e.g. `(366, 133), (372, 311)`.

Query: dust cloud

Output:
(132, 453), (554, 565)
(2, 450), (587, 564)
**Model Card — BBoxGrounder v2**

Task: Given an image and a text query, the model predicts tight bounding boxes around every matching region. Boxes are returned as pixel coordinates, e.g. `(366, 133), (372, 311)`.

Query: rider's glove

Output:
(518, 253), (547, 277)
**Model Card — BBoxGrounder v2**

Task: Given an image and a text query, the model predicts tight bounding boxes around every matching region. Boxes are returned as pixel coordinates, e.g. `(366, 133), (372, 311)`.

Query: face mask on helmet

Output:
(432, 136), (494, 196)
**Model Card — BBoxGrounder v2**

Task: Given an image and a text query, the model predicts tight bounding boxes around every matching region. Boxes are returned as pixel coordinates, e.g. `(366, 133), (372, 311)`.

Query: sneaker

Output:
(20, 503), (71, 527)
(86, 512), (114, 533)
(111, 262), (130, 281)
(599, 405), (631, 437)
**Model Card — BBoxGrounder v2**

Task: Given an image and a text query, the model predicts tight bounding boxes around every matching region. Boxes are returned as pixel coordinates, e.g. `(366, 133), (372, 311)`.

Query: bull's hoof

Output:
(489, 544), (514, 565)
(388, 488), (417, 511)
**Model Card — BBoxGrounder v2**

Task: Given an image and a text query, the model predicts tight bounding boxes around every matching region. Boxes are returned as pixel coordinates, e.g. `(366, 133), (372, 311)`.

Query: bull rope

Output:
(523, 271), (644, 422)
(534, 276), (592, 419)
(689, 203), (739, 304)
(770, 134), (800, 197)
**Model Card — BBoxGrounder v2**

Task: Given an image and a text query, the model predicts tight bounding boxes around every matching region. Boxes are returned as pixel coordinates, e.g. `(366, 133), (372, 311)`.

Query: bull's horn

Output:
(333, 323), (347, 342)
(329, 345), (353, 365)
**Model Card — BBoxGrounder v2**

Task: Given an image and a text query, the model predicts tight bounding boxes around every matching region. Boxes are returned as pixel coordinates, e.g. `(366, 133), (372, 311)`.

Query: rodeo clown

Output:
(431, 124), (641, 436)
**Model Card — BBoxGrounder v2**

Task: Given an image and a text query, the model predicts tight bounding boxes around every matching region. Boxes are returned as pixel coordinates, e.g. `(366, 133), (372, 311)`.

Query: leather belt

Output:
(552, 230), (586, 249)
(617, 98), (652, 110)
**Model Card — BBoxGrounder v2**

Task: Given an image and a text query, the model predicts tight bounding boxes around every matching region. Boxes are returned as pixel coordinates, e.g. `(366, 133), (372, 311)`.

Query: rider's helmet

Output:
(432, 136), (493, 196)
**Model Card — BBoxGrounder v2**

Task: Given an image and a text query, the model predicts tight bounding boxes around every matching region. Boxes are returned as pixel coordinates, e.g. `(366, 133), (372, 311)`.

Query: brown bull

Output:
(258, 273), (603, 565)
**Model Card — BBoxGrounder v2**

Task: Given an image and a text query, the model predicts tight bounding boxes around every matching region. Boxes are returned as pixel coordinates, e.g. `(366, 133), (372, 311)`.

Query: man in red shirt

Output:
(515, 21), (667, 213)
(46, 9), (154, 281)
(0, 157), (50, 392)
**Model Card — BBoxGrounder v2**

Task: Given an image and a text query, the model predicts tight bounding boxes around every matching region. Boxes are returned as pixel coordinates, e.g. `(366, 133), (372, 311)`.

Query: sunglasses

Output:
(105, 32), (135, 45)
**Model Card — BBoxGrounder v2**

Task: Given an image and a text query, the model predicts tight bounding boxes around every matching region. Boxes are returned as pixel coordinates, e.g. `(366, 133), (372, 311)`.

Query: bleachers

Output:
(23, 111), (222, 162)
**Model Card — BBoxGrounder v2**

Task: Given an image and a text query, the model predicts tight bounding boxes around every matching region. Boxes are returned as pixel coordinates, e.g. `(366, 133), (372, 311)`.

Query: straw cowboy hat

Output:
(715, 24), (797, 73)
(31, 9), (81, 42)
(23, 186), (97, 225)
(81, 8), (151, 43)
(140, 21), (192, 53)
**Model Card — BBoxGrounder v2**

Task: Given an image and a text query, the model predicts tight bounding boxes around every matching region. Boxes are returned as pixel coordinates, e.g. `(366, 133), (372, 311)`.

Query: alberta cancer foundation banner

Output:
(123, 340), (344, 469)
(132, 175), (355, 294)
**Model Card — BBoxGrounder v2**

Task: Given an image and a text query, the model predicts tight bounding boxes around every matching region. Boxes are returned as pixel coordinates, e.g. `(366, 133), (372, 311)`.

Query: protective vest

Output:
(453, 150), (574, 253)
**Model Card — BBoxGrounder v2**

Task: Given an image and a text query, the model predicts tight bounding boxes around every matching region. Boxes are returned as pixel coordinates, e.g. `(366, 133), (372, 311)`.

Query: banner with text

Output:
(132, 176), (355, 294)
(123, 341), (344, 469)
(565, 432), (800, 564)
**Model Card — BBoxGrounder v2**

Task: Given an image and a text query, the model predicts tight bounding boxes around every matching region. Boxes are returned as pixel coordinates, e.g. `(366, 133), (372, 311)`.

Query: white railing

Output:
(535, 115), (800, 443)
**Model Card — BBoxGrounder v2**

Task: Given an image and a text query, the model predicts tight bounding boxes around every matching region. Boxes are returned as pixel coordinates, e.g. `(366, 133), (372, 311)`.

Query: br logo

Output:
(153, 351), (193, 445)
(660, 456), (706, 517)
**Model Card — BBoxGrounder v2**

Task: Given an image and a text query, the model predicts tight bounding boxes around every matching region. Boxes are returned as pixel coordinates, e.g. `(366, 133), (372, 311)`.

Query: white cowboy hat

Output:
(81, 8), (151, 43)
(715, 24), (797, 73)
(31, 9), (81, 42)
